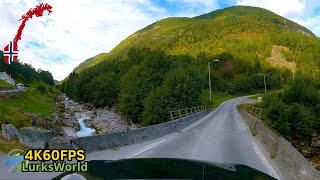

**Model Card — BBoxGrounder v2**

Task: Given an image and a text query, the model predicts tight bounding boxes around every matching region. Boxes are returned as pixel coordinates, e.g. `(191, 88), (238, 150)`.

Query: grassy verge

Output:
(211, 92), (237, 108)
(202, 90), (238, 109)
(248, 94), (262, 100)
(0, 89), (53, 129)
(0, 133), (27, 154)
(0, 79), (15, 89)
(250, 127), (257, 136)
(30, 80), (51, 88)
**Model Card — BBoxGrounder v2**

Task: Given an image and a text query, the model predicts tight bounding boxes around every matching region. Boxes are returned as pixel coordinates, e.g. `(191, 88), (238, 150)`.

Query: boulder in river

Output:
(1, 124), (19, 141)
(19, 127), (53, 148)
(61, 126), (77, 138)
(91, 109), (127, 134)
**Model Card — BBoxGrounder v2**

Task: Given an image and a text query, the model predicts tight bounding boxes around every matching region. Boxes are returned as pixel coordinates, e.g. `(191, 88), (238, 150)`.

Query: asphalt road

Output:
(0, 96), (283, 179)
(0, 89), (20, 93)
(0, 88), (26, 93)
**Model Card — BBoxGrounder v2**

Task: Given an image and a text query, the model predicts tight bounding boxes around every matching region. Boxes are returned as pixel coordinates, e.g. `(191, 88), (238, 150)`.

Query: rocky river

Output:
(61, 95), (138, 138)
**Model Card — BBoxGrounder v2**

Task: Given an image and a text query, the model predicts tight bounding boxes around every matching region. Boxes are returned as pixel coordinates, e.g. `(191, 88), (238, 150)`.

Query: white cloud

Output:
(0, 0), (168, 80)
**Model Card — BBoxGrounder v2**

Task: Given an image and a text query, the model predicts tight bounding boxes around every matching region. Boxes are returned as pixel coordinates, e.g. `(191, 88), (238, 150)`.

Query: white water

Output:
(76, 113), (96, 137)
(64, 94), (69, 101)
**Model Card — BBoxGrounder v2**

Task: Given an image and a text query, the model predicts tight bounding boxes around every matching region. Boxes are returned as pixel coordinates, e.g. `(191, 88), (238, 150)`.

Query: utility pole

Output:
(208, 62), (211, 101)
(260, 73), (267, 94)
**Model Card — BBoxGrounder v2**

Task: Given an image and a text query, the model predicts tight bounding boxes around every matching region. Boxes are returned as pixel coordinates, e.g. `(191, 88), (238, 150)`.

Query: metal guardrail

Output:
(169, 106), (207, 120)
(242, 105), (264, 118)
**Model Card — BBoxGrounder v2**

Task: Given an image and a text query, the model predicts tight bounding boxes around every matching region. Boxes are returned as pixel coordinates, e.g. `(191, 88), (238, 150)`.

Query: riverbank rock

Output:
(312, 132), (320, 148)
(62, 114), (79, 130)
(64, 100), (83, 115)
(1, 124), (19, 141)
(48, 137), (75, 149)
(84, 111), (95, 119)
(19, 127), (53, 148)
(61, 126), (77, 138)
(90, 109), (128, 134)
(62, 97), (138, 136)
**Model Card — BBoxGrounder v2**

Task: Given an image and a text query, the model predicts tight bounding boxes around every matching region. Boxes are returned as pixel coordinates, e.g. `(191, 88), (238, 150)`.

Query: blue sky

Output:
(0, 0), (319, 80)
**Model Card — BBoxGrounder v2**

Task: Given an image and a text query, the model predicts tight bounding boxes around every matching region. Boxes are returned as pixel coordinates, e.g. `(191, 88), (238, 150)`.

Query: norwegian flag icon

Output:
(3, 41), (18, 64)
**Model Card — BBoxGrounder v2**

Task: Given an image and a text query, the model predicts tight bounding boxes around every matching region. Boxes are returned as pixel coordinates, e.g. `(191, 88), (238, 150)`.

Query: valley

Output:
(1, 4), (320, 180)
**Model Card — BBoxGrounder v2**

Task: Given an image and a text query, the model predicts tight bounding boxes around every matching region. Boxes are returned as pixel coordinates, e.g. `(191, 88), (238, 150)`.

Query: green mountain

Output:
(74, 6), (318, 73)
(75, 53), (108, 73)
(63, 6), (320, 125)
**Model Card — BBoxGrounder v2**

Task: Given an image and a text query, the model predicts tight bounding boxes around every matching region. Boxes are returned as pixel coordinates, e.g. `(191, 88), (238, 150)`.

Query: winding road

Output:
(0, 97), (283, 179)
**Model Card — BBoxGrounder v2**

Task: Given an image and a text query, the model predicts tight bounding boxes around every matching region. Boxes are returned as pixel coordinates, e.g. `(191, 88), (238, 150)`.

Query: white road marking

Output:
(252, 141), (280, 180)
(125, 139), (167, 158)
(269, 134), (277, 143)
(191, 130), (200, 133)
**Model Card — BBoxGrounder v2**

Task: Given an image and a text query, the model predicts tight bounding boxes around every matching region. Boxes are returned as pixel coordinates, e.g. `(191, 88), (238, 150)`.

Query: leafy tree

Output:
(219, 60), (235, 79)
(38, 70), (55, 86)
(142, 66), (205, 125)
(263, 93), (286, 123)
(263, 73), (319, 144)
(284, 104), (315, 143)
(254, 55), (261, 72)
(118, 50), (176, 122)
(88, 72), (119, 107)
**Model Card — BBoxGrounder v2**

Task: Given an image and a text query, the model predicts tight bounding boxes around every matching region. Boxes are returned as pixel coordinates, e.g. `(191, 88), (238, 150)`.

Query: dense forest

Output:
(63, 48), (288, 125)
(262, 73), (320, 145)
(63, 6), (320, 126)
(0, 51), (55, 86)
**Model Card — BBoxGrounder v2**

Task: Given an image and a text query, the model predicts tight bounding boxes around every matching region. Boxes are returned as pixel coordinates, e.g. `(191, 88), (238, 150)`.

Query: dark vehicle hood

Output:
(53, 158), (275, 180)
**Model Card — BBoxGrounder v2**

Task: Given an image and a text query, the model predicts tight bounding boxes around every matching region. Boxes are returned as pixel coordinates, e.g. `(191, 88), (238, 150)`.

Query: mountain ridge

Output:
(63, 5), (320, 125)
(71, 6), (317, 74)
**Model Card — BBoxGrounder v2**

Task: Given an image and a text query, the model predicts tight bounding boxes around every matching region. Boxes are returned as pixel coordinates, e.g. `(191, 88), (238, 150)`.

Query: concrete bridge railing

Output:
(238, 106), (320, 180)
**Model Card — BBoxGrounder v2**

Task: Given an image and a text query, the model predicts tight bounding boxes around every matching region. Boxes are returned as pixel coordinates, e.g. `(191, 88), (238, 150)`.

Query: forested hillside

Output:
(0, 51), (55, 86)
(63, 6), (320, 125)
(75, 6), (319, 73)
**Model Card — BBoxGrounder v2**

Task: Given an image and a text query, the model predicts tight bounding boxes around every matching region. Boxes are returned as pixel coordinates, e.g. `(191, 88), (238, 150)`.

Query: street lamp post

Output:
(208, 59), (219, 101)
(259, 73), (267, 94)
(208, 62), (211, 101)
